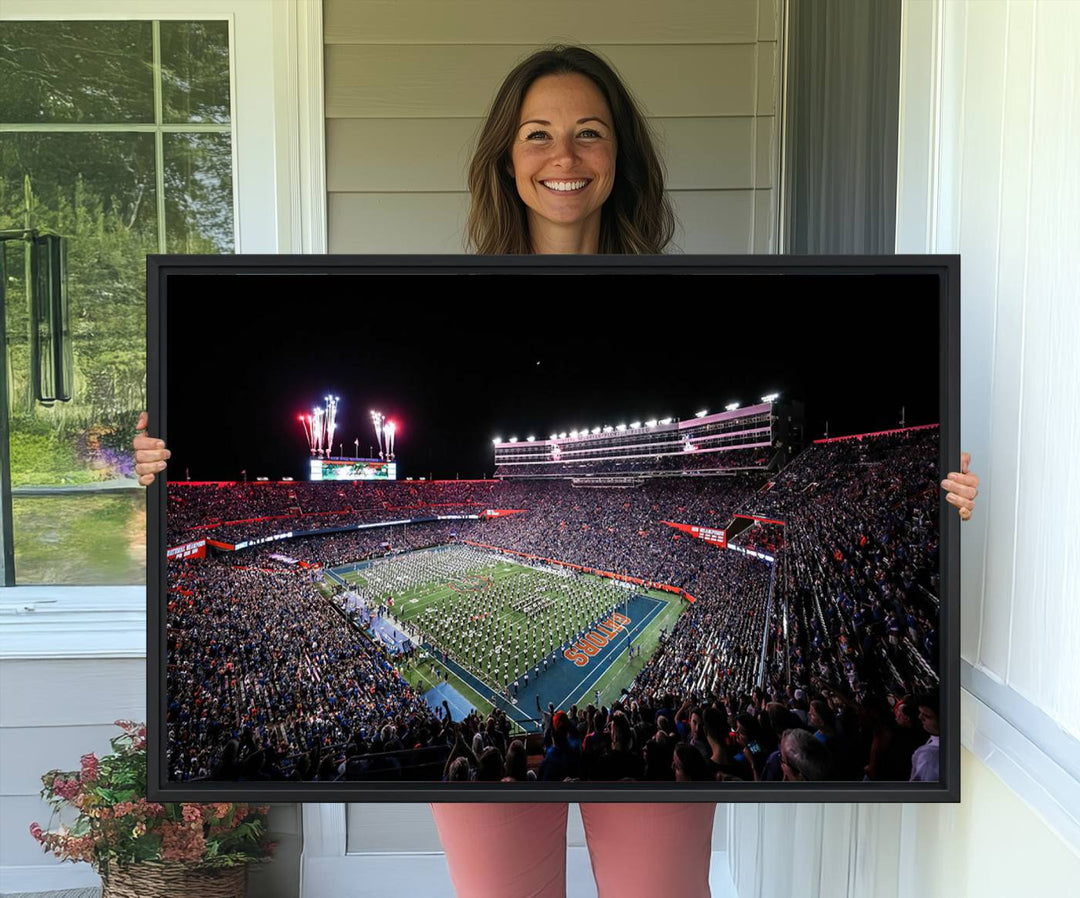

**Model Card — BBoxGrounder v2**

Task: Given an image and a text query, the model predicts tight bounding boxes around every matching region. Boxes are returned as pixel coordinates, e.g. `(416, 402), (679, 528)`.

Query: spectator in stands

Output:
(540, 711), (582, 781)
(910, 693), (941, 782)
(502, 739), (535, 782)
(673, 742), (713, 782)
(864, 694), (923, 781)
(476, 747), (505, 782)
(592, 711), (645, 781)
(780, 728), (834, 782)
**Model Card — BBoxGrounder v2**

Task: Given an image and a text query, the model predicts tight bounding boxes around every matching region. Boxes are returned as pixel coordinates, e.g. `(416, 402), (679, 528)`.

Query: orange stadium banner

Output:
(660, 520), (727, 548)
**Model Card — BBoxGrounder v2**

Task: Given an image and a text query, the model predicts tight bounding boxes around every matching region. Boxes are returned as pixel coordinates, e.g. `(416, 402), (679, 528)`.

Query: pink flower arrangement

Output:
(30, 721), (273, 874)
(80, 753), (100, 782)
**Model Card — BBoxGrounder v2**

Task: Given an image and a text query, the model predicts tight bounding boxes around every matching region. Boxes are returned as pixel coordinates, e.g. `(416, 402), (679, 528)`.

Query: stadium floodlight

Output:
(616, 424), (627, 431)
(559, 432), (567, 438)
(591, 427), (601, 434)
(695, 409), (708, 418)
(509, 436), (518, 442)
(645, 419), (658, 428)
(570, 429), (578, 437)
(527, 435), (535, 442)
(725, 402), (740, 411)
(660, 417), (673, 425)
(603, 425), (614, 433)
(630, 421), (641, 429)
(550, 433), (558, 440)
(761, 392), (780, 403)
(493, 437), (501, 444)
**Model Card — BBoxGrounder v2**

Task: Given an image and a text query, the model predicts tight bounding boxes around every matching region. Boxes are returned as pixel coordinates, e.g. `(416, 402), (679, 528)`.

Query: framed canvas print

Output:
(148, 254), (960, 802)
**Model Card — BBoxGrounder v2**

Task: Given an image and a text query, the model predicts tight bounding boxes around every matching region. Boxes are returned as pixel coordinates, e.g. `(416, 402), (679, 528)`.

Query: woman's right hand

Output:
(133, 411), (170, 486)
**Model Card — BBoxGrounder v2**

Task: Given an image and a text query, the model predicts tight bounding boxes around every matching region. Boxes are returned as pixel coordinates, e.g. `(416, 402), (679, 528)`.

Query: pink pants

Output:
(430, 802), (716, 898)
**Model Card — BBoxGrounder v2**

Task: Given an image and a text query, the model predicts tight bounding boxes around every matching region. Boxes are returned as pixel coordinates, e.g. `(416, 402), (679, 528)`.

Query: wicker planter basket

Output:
(101, 862), (247, 898)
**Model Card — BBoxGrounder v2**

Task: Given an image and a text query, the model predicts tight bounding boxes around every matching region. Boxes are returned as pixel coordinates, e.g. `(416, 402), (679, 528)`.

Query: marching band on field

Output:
(351, 545), (630, 695)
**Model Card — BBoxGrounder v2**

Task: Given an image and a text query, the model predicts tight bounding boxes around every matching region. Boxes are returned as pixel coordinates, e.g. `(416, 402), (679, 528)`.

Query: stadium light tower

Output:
(725, 402), (740, 412)
(570, 429), (578, 437)
(660, 417), (672, 425)
(527, 435), (535, 442)
(616, 423), (627, 431)
(509, 436), (517, 442)
(493, 437), (501, 444)
(695, 409), (708, 418)
(591, 427), (601, 434)
(645, 419), (658, 428)
(630, 421), (641, 429)
(761, 392), (780, 403)
(559, 432), (567, 439)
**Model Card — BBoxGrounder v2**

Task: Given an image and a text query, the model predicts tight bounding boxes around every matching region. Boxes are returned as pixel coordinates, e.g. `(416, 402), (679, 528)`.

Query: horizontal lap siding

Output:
(325, 1), (780, 257)
(324, 1), (760, 45)
(0, 658), (145, 868)
(327, 117), (766, 193)
(325, 45), (761, 119)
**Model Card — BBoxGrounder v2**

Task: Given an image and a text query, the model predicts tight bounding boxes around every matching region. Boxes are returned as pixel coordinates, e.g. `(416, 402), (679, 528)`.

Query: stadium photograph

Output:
(159, 268), (947, 791)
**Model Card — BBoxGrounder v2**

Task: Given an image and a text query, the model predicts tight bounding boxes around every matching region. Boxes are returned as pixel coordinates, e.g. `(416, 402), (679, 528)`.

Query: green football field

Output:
(330, 549), (689, 724)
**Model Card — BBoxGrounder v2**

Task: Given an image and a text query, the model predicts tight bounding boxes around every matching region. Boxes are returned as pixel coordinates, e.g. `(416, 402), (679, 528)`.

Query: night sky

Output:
(162, 270), (942, 481)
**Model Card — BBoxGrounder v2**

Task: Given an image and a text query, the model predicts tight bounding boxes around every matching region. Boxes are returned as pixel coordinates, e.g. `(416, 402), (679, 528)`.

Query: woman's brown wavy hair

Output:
(466, 46), (675, 254)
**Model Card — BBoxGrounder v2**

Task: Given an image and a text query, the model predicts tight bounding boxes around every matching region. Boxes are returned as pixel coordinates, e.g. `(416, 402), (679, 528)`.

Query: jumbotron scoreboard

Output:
(309, 458), (397, 481)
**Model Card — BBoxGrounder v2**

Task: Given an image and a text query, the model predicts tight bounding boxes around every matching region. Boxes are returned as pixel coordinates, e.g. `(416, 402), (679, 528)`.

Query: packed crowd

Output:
(757, 429), (941, 698)
(167, 479), (499, 544)
(276, 685), (941, 784)
(626, 550), (773, 701)
(165, 427), (942, 782)
(166, 553), (443, 781)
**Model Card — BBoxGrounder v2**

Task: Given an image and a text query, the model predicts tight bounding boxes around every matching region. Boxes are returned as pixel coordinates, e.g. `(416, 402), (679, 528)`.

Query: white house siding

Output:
(324, 0), (781, 255)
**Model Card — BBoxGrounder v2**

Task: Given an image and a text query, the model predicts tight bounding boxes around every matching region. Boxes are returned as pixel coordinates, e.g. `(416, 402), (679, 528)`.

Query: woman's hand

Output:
(941, 452), (979, 521)
(133, 411), (170, 486)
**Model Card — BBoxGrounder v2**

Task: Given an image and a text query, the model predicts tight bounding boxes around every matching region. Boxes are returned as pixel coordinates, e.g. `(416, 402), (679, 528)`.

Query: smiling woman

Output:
(509, 73), (617, 253)
(466, 45), (674, 255)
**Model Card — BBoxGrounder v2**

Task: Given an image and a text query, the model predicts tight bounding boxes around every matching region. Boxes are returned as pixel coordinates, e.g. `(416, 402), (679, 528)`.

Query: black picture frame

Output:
(147, 254), (960, 803)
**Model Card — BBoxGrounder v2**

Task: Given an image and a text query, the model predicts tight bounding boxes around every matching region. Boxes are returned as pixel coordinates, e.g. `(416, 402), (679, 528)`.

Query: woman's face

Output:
(509, 73), (616, 243)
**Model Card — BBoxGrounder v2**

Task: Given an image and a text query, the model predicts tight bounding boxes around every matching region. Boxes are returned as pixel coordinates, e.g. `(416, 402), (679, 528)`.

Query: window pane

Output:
(1, 132), (157, 462)
(164, 133), (235, 252)
(0, 22), (154, 124)
(160, 21), (232, 124)
(2, 132), (155, 584)
(1, 20), (234, 586)
(12, 492), (146, 585)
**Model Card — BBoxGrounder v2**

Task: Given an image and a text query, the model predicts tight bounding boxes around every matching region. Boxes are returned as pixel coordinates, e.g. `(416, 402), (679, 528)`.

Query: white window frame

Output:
(0, 0), (326, 645)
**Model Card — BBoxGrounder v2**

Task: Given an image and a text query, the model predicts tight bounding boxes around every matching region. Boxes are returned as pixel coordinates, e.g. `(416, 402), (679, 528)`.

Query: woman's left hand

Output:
(941, 452), (979, 520)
